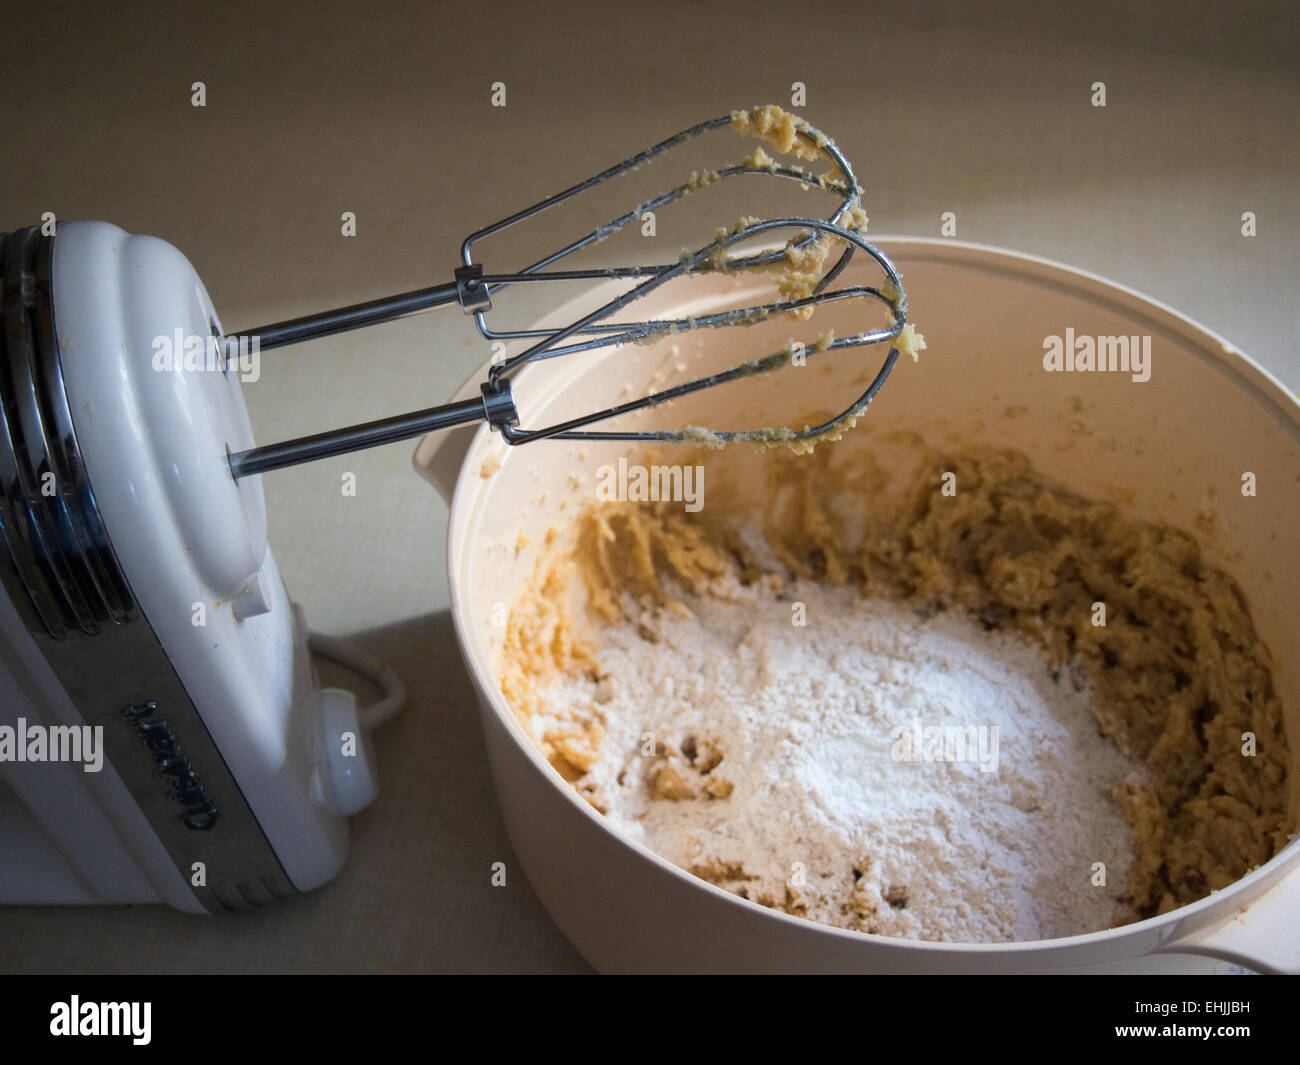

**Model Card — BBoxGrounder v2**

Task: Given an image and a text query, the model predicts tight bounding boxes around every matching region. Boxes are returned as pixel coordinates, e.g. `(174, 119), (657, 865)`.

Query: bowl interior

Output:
(446, 237), (1300, 836)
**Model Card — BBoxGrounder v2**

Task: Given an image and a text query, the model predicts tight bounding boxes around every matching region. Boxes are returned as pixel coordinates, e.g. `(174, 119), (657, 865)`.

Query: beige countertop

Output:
(1, 0), (1296, 972)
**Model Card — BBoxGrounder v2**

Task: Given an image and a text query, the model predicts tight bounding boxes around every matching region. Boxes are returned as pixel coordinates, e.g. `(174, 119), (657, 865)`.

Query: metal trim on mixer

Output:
(2, 228), (134, 636)
(0, 226), (297, 911)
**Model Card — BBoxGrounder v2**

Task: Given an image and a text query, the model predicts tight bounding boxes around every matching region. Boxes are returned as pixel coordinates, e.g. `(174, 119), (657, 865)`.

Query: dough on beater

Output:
(730, 104), (824, 162)
(894, 323), (926, 361)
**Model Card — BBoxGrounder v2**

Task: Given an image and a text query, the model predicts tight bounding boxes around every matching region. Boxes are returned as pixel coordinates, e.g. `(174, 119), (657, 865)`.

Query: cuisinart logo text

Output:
(50, 997), (151, 1045)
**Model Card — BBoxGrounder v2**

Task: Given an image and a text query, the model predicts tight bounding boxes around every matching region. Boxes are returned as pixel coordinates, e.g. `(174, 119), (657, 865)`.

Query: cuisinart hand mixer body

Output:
(0, 109), (911, 910)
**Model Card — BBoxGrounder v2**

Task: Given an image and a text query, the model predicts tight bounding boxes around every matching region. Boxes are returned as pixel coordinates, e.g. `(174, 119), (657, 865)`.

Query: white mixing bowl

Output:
(415, 238), (1300, 973)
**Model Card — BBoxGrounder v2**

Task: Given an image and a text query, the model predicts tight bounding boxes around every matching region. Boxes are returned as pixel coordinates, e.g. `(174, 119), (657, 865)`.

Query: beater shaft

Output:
(227, 383), (516, 478)
(238, 283), (463, 351)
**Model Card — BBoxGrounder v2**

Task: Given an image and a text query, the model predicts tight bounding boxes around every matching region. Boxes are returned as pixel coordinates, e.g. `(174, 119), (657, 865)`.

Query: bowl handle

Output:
(1154, 870), (1300, 974)
(412, 425), (475, 504)
(412, 364), (493, 503)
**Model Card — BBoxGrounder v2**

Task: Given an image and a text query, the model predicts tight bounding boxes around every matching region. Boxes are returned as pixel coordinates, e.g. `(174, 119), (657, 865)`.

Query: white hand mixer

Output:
(0, 107), (908, 911)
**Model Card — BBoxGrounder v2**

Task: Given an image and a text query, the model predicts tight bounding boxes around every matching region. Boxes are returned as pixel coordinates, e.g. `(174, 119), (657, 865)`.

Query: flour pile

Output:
(533, 577), (1140, 942)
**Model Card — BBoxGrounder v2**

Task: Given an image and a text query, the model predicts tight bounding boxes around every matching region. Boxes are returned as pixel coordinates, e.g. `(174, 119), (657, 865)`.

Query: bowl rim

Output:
(441, 235), (1300, 956)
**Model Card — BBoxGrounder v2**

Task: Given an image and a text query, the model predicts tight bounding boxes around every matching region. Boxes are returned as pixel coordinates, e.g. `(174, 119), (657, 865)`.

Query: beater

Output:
(224, 107), (911, 476)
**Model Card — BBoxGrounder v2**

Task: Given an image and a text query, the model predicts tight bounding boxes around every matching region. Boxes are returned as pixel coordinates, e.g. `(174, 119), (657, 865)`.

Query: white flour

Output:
(533, 574), (1142, 943)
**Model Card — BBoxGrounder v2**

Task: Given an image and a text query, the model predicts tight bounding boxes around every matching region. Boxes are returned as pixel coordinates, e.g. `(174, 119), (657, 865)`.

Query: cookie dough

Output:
(499, 442), (1292, 925)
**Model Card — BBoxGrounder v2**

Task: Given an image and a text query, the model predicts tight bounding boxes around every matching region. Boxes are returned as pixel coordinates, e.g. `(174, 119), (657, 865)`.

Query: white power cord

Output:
(307, 631), (407, 730)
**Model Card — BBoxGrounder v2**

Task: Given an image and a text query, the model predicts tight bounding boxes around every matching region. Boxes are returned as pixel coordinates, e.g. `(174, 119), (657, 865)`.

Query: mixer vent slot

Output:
(0, 227), (135, 639)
